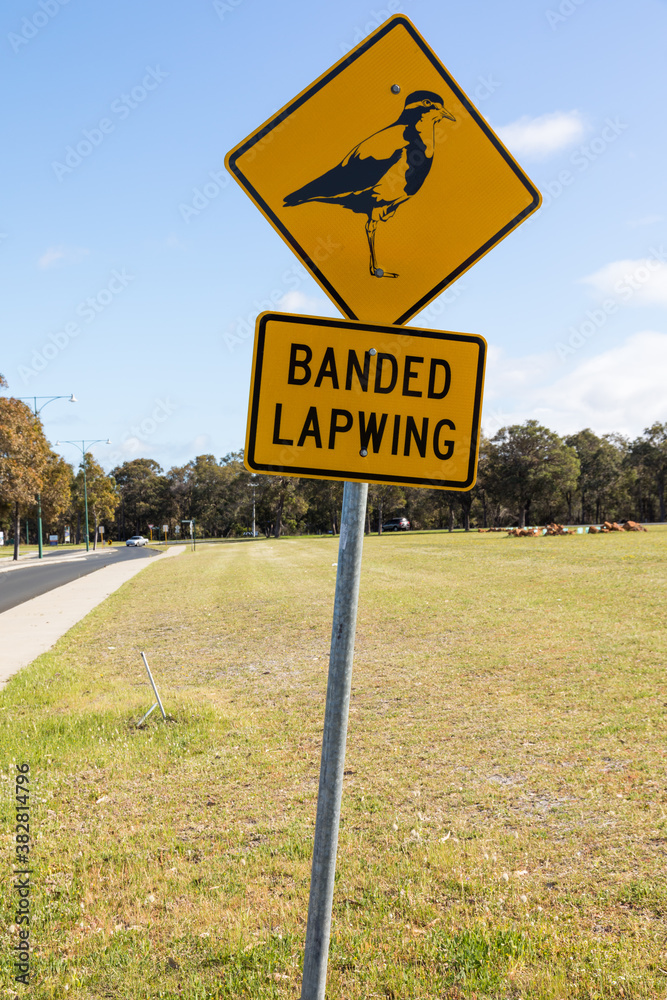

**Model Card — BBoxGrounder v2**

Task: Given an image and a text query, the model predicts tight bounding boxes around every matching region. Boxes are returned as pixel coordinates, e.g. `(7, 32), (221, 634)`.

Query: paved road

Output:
(0, 547), (161, 614)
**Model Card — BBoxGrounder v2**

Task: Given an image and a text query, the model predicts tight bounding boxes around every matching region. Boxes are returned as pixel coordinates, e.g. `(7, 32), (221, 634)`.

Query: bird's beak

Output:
(440, 107), (456, 122)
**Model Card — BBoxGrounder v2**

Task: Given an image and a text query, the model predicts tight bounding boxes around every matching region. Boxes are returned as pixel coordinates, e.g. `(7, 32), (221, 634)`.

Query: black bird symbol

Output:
(283, 90), (456, 279)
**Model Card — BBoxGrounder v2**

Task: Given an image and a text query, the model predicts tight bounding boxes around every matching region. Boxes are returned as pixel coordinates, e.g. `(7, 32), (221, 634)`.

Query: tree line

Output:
(1, 386), (665, 557)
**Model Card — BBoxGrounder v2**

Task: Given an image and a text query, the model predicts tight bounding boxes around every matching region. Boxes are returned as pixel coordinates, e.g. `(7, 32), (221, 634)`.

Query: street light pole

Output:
(17, 394), (76, 559)
(56, 438), (110, 553)
(83, 457), (90, 552)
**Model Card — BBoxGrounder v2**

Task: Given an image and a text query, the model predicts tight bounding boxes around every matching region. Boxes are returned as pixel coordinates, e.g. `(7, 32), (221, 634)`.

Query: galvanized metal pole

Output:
(301, 479), (368, 1000)
(83, 451), (90, 553)
(140, 652), (167, 721)
(37, 494), (43, 559)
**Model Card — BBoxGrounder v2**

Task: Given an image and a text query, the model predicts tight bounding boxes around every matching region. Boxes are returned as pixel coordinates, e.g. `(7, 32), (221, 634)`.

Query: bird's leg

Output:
(365, 220), (379, 276)
(365, 218), (398, 278)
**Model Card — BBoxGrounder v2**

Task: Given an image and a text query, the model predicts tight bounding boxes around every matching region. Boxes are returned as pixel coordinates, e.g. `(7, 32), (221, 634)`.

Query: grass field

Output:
(1, 527), (666, 998)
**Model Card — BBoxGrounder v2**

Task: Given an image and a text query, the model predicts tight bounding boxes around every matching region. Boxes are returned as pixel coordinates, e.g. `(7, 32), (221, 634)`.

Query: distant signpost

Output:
(181, 519), (195, 551)
(225, 14), (540, 1000)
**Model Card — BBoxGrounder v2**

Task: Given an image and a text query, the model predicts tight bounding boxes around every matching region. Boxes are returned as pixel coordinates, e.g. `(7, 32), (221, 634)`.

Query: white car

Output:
(126, 535), (149, 547)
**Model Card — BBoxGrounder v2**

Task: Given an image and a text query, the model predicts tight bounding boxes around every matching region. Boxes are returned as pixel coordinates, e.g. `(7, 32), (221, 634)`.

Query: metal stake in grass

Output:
(301, 480), (368, 1000)
(137, 651), (167, 726)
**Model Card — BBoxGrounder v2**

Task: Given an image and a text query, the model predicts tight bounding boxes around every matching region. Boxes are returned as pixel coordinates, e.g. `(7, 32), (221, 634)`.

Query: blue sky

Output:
(1, 0), (666, 473)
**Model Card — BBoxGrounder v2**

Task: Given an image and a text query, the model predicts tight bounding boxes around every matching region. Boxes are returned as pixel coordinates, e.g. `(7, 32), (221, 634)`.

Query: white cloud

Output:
(483, 331), (667, 439)
(533, 331), (667, 434)
(581, 256), (667, 305)
(629, 214), (663, 228)
(38, 244), (90, 269)
(496, 110), (586, 159)
(191, 434), (210, 454)
(106, 436), (160, 468)
(165, 233), (186, 249)
(276, 289), (340, 316)
(485, 344), (552, 393)
(121, 436), (143, 456)
(38, 247), (66, 268)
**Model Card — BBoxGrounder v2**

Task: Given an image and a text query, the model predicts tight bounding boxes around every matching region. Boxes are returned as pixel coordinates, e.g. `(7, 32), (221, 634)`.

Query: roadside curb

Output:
(0, 547), (120, 575)
(0, 546), (184, 689)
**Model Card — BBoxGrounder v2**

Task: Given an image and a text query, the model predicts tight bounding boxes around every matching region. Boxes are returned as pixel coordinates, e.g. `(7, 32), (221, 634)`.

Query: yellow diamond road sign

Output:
(226, 15), (541, 326)
(246, 313), (486, 490)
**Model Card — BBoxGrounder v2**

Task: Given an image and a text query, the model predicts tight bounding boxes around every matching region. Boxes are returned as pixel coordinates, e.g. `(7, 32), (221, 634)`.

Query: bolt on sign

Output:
(246, 313), (486, 490)
(225, 14), (541, 326)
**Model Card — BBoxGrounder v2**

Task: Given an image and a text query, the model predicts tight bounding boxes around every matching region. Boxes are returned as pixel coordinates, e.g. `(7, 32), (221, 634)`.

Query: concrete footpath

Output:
(0, 545), (183, 689)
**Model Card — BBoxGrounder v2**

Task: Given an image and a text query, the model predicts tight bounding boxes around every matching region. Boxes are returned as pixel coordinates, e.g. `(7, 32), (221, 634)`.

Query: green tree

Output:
(457, 488), (475, 531)
(367, 483), (405, 534)
(191, 453), (248, 537)
(486, 420), (580, 527)
(470, 435), (492, 528)
(187, 455), (226, 535)
(302, 478), (344, 534)
(111, 458), (165, 537)
(631, 423), (667, 522)
(404, 487), (457, 530)
(39, 453), (73, 537)
(259, 475), (308, 537)
(565, 429), (626, 523)
(0, 398), (50, 559)
(164, 464), (192, 535)
(73, 455), (119, 548)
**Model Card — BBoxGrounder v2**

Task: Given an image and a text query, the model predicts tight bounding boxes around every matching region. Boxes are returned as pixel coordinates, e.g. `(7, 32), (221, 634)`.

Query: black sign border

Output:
(246, 313), (486, 491)
(226, 15), (541, 327)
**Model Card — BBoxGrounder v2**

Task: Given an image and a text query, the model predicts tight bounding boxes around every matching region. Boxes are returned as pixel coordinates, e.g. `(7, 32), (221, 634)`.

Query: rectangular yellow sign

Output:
(245, 313), (486, 490)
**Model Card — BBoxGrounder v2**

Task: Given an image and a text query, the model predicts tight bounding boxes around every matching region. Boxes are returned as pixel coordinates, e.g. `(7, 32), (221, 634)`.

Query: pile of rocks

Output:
(501, 520), (647, 536)
(505, 527), (545, 537)
(589, 520), (647, 533)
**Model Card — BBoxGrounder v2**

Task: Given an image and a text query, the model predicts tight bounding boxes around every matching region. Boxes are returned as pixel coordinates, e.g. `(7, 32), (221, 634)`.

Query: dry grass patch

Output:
(1, 528), (666, 997)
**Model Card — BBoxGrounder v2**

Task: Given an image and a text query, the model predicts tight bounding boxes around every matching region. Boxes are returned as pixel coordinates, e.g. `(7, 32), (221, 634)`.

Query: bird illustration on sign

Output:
(283, 90), (456, 278)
